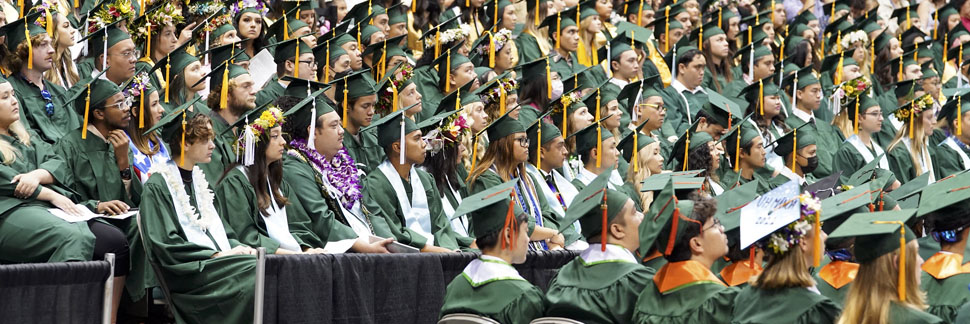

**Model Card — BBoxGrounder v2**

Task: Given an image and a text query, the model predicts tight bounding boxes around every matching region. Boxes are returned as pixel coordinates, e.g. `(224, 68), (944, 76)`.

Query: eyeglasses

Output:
(40, 89), (54, 116)
(703, 218), (724, 233)
(112, 49), (141, 60)
(295, 60), (318, 67)
(105, 96), (133, 111)
(514, 136), (530, 147)
(640, 103), (666, 112)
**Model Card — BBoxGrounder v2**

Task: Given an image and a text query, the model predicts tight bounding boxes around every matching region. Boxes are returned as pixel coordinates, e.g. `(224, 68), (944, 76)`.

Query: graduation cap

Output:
(518, 56), (556, 100)
(451, 180), (526, 243)
(418, 15), (461, 56)
(483, 107), (525, 142)
(469, 29), (513, 68)
(581, 79), (617, 120)
(476, 71), (516, 114)
(266, 6), (308, 42)
(714, 181), (761, 275)
(916, 171), (970, 219)
(344, 1), (384, 27)
(768, 122), (815, 172)
(121, 70), (157, 128)
(822, 1), (849, 19)
(66, 72), (120, 139)
(818, 52), (859, 85)
(621, 0), (650, 25)
(146, 40), (196, 104)
(522, 108), (555, 167)
(281, 0), (319, 17)
(616, 119), (655, 169)
(642, 177), (697, 258)
(888, 172), (930, 202)
(231, 0), (269, 22)
(362, 34), (407, 79)
(845, 155), (896, 190)
(739, 77), (782, 117)
(539, 5), (580, 49)
(282, 86), (332, 144)
(429, 42), (472, 93)
(844, 93), (880, 134)
(0, 10), (47, 71)
(617, 75), (663, 115)
(483, 0), (514, 32)
(719, 114), (758, 173)
(700, 90), (738, 129)
(781, 66), (819, 110)
(647, 10), (686, 53)
(938, 88), (970, 135)
(561, 169), (632, 247)
(735, 42), (772, 78)
(313, 31), (352, 84)
(141, 96), (204, 166)
(329, 69), (377, 128)
(885, 52), (920, 83)
(639, 173), (705, 193)
(890, 5), (919, 31)
(670, 124), (714, 171)
(567, 115), (614, 168)
(361, 103), (421, 164)
(437, 80), (482, 117)
(682, 20), (725, 52)
(828, 209), (917, 301)
(804, 171), (843, 199)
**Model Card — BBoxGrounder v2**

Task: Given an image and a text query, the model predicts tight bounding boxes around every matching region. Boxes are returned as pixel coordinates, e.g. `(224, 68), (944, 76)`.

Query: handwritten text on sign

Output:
(740, 180), (801, 249)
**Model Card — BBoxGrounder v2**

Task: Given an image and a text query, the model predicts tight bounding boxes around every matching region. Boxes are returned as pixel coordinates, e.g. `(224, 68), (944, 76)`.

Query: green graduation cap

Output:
(845, 155), (896, 189)
(819, 182), (880, 232)
(735, 42), (773, 75)
(769, 122), (816, 169)
(701, 90), (739, 129)
(561, 169), (633, 245)
(938, 88), (970, 134)
(782, 65), (819, 93)
(518, 56), (556, 99)
(669, 120), (711, 168)
(80, 20), (132, 65)
(539, 5), (579, 48)
(141, 96), (204, 166)
(429, 42), (472, 93)
(822, 2), (849, 19)
(616, 119), (655, 163)
(639, 173), (705, 192)
(65, 72), (119, 139)
(525, 109), (559, 168)
(483, 108), (525, 141)
(266, 6), (309, 42)
(621, 0), (649, 25)
(618, 75), (663, 112)
(344, 1), (383, 27)
(647, 11), (685, 53)
(362, 34), (407, 78)
(888, 172), (931, 202)
(483, 0), (513, 32)
(844, 94), (880, 130)
(596, 34), (636, 64)
(567, 115), (615, 167)
(282, 86), (333, 130)
(451, 180), (526, 240)
(885, 53), (920, 83)
(719, 114), (759, 172)
(715, 180), (760, 246)
(281, 0), (319, 15)
(437, 79), (482, 117)
(828, 209), (917, 302)
(916, 171), (970, 218)
(890, 5), (919, 30)
(330, 69), (377, 127)
(643, 177), (697, 257)
(361, 103), (422, 160)
(683, 20), (725, 51)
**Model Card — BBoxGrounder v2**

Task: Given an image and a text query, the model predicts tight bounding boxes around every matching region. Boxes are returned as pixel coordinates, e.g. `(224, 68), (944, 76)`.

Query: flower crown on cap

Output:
(559, 91), (583, 111)
(229, 0), (270, 17)
(833, 76), (870, 108)
(425, 112), (472, 155)
(88, 0), (134, 33)
(480, 76), (518, 107)
(893, 93), (934, 122)
(188, 1), (226, 17)
(474, 29), (513, 56)
(202, 12), (234, 32)
(756, 193), (821, 256)
(130, 1), (185, 46)
(423, 24), (473, 49)
(376, 63), (415, 115)
(248, 107), (285, 138)
(839, 30), (869, 51)
(31, 0), (56, 30)
(124, 72), (151, 97)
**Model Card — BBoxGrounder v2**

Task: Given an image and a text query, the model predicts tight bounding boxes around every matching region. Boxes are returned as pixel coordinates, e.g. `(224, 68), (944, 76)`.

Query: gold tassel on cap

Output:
(555, 12), (561, 49)
(145, 22), (152, 59)
(44, 9), (52, 35)
(534, 0), (540, 27)
(638, 0), (644, 26)
(434, 30), (441, 57)
(909, 102), (914, 139)
(600, 189), (608, 252)
(499, 85), (506, 115)
(595, 89), (602, 168)
(632, 132), (639, 173)
(391, 83), (399, 112)
(220, 67), (230, 109)
(139, 86), (145, 128)
(445, 49), (452, 92)
(26, 27), (32, 69)
(958, 96), (963, 136)
(489, 32), (496, 68)
(664, 7), (670, 52)
(813, 210), (821, 267)
(682, 131), (690, 171)
(854, 97), (860, 134)
(536, 124), (542, 168)
(342, 79), (349, 128)
(82, 85), (90, 139)
(324, 41), (331, 83)
(871, 220), (907, 302)
(546, 60), (552, 99)
(294, 42), (301, 77)
(734, 130), (740, 172)
(165, 61), (171, 103)
(180, 112), (186, 166)
(791, 128), (797, 172)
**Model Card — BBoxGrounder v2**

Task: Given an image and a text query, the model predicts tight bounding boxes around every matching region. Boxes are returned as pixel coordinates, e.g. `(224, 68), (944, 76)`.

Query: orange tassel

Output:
(665, 206), (681, 255)
(81, 85), (90, 139)
(139, 89), (145, 128)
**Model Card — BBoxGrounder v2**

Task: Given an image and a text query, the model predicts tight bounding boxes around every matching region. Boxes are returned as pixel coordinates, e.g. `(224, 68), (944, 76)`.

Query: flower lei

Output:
(425, 112), (471, 155)
(202, 12), (234, 33)
(130, 1), (185, 50)
(423, 24), (473, 48)
(31, 0), (55, 30)
(839, 30), (869, 52)
(287, 139), (362, 210)
(833, 76), (870, 108)
(559, 91), (583, 112)
(894, 93), (934, 122)
(152, 163), (221, 232)
(474, 29), (512, 56)
(124, 72), (151, 97)
(756, 193), (821, 255)
(229, 0), (270, 17)
(480, 76), (518, 107)
(88, 0), (134, 33)
(376, 63), (414, 115)
(188, 1), (226, 17)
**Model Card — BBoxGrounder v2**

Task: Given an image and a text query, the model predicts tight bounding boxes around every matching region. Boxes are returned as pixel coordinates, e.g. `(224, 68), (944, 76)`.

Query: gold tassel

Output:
(536, 125), (541, 168)
(82, 85), (90, 139)
(145, 22), (152, 59)
(499, 85), (506, 115)
(74, 0), (78, 9)
(791, 128), (797, 172)
(180, 114), (186, 167)
(140, 0), (144, 15)
(165, 62), (171, 103)
(139, 88), (145, 128)
(45, 9), (52, 36)
(534, 0), (540, 27)
(909, 102), (914, 139)
(632, 133), (639, 172)
(638, 0), (644, 26)
(682, 132), (690, 171)
(493, 2), (498, 32)
(813, 210), (820, 267)
(489, 32), (495, 68)
(870, 43), (875, 74)
(664, 7), (670, 53)
(555, 13), (561, 49)
(434, 30), (441, 57)
(959, 96), (963, 136)
(391, 83), (398, 112)
(871, 220), (907, 302)
(717, 8), (722, 29)
(445, 50), (451, 92)
(284, 15), (289, 40)
(324, 41), (331, 83)
(342, 79), (349, 128)
(26, 27), (32, 69)
(546, 60), (552, 99)
(294, 42), (301, 77)
(471, 135), (479, 170)
(733, 129), (740, 172)
(220, 67), (229, 109)
(455, 88), (461, 111)
(834, 54), (843, 85)
(698, 22), (703, 50)
(17, 0), (22, 18)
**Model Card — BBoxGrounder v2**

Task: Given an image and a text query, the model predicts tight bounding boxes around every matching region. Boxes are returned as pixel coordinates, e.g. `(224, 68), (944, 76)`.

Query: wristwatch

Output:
(119, 168), (132, 181)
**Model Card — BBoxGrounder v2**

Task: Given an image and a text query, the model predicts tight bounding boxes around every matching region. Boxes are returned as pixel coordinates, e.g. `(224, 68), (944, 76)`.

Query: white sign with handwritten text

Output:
(740, 180), (801, 249)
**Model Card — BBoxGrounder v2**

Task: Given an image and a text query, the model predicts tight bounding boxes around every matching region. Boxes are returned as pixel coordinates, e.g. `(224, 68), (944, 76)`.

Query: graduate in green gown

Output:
(4, 12), (80, 144)
(916, 173), (970, 323)
(718, 120), (772, 192)
(278, 79), (395, 254)
(538, 6), (586, 78)
(632, 179), (738, 323)
(466, 110), (565, 250)
(214, 105), (328, 254)
(731, 187), (841, 324)
(768, 123), (820, 185)
(713, 181), (763, 287)
(255, 38), (316, 107)
(829, 209), (944, 324)
(545, 171), (653, 323)
(359, 106), (463, 252)
(885, 94), (939, 185)
(659, 46), (710, 139)
(832, 94), (891, 184)
(515, 0), (551, 64)
(138, 104), (257, 324)
(933, 90), (970, 179)
(567, 109), (641, 211)
(198, 42), (254, 185)
(158, 44), (212, 115)
(439, 181), (547, 323)
(331, 70), (384, 173)
(783, 66), (845, 179)
(524, 110), (586, 249)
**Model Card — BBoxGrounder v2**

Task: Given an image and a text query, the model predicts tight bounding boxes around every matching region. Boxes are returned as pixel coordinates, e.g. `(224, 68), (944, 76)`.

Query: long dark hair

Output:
(415, 39), (464, 68)
(703, 39), (734, 92)
(219, 128), (289, 215)
(675, 142), (715, 180)
(518, 72), (551, 111)
(411, 0), (443, 32)
(875, 47), (896, 92)
(745, 97), (790, 139)
(421, 143), (462, 196)
(788, 40), (818, 70)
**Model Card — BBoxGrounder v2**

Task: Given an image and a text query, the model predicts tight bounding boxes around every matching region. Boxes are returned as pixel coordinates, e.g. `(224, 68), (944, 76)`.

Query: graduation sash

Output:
(461, 255), (526, 287)
(153, 162), (232, 252)
(845, 135), (890, 169)
(817, 260), (858, 289)
(942, 137), (970, 170)
(654, 260), (727, 294)
(440, 176), (469, 237)
(901, 138), (935, 183)
(922, 252), (970, 280)
(377, 160), (433, 245)
(579, 244), (638, 266)
(235, 166), (302, 252)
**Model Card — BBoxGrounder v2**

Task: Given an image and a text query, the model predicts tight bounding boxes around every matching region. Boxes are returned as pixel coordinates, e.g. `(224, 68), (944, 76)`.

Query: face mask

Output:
(550, 79), (564, 99)
(800, 155), (819, 174)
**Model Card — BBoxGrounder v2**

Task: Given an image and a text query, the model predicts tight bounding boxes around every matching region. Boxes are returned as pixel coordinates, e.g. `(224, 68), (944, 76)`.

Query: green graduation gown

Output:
(214, 167), (326, 252)
(785, 112), (845, 179)
(411, 65), (443, 122)
(255, 77), (286, 108)
(139, 169), (256, 324)
(659, 86), (709, 139)
(281, 153), (358, 244)
(732, 285), (842, 324)
(9, 75), (79, 144)
(933, 136), (970, 180)
(632, 260), (738, 323)
(546, 244), (654, 323)
(920, 252), (970, 323)
(203, 111), (241, 185)
(439, 255), (547, 323)
(889, 302), (945, 324)
(342, 128), (383, 174)
(0, 133), (95, 264)
(832, 135), (888, 184)
(886, 140), (936, 185)
(718, 168), (771, 194)
(360, 161), (461, 250)
(467, 170), (540, 237)
(515, 32), (546, 65)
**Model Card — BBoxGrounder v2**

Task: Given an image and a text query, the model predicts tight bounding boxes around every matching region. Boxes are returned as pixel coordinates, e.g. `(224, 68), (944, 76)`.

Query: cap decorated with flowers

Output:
(740, 181), (826, 267)
(121, 71), (155, 128)
(230, 103), (285, 166)
(230, 0), (269, 22)
(417, 106), (471, 155)
(376, 62), (415, 116)
(129, 1), (184, 60)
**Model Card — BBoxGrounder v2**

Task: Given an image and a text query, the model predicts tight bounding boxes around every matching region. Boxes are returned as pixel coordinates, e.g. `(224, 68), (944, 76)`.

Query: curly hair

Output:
(660, 191), (717, 262)
(675, 141), (717, 182)
(3, 34), (47, 74)
(167, 113), (215, 160)
(206, 79), (238, 111)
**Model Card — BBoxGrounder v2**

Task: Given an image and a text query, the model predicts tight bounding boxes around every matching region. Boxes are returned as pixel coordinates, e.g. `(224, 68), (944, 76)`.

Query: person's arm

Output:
(360, 174), (433, 250)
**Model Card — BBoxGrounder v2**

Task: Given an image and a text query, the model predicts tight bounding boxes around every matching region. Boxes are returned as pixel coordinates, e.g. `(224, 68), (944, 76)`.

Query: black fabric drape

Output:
(0, 261), (110, 323)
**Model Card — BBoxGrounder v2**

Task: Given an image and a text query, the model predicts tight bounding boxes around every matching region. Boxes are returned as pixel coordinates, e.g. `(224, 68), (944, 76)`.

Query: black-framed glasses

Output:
(703, 218), (723, 232)
(40, 89), (54, 116)
(514, 136), (530, 147)
(294, 60), (317, 67)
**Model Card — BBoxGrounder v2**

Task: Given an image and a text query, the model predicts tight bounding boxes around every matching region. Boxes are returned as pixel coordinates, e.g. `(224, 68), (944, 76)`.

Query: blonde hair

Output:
(523, 4), (551, 56)
(626, 142), (658, 209)
(832, 109), (854, 139)
(578, 16), (598, 66)
(838, 240), (926, 324)
(0, 121), (32, 165)
(752, 234), (816, 289)
(44, 14), (79, 87)
(886, 111), (931, 178)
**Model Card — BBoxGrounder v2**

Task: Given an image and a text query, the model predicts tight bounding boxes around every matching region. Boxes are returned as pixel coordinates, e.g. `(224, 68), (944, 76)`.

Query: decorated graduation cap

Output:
(430, 42), (472, 93)
(66, 72), (120, 139)
(716, 180), (761, 245)
(329, 69), (377, 127)
(719, 114), (758, 173)
(418, 15), (462, 57)
(938, 88), (970, 135)
(141, 96), (204, 166)
(769, 122), (816, 171)
(470, 29), (513, 68)
(740, 182), (825, 268)
(121, 70), (156, 128)
(373, 62), (416, 115)
(452, 180), (526, 245)
(127, 1), (184, 58)
(0, 10), (47, 70)
(229, 0), (270, 22)
(567, 115), (614, 168)
(890, 92), (934, 138)
(477, 72), (518, 114)
(644, 177), (697, 258)
(561, 169), (632, 248)
(228, 102), (286, 166)
(829, 209), (917, 301)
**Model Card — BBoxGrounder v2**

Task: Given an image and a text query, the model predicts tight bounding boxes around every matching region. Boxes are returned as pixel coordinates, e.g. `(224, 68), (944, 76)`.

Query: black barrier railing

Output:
(260, 250), (579, 324)
(0, 260), (112, 323)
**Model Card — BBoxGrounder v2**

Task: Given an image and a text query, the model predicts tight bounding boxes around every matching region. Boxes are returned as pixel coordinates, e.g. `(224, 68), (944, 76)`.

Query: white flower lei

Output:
(423, 24), (472, 48)
(151, 163), (220, 232)
(840, 30), (869, 51)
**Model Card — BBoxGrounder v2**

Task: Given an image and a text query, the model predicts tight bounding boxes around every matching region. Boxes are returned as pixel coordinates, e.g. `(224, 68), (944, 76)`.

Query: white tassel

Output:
(102, 38), (107, 71)
(307, 88), (316, 146)
(205, 30), (210, 65)
(399, 118), (406, 165)
(243, 125), (256, 166)
(633, 86), (643, 122)
(670, 45), (677, 81)
(791, 71), (798, 111)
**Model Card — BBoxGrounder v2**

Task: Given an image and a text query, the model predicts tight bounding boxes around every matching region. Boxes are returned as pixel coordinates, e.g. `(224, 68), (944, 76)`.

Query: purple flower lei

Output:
(288, 138), (362, 210)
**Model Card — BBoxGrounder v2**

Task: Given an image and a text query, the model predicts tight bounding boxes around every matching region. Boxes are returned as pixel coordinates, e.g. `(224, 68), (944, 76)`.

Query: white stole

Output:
(943, 137), (970, 170)
(154, 162), (232, 252)
(845, 135), (890, 169)
(377, 160), (434, 245)
(440, 178), (468, 237)
(901, 138), (936, 183)
(235, 166), (302, 252)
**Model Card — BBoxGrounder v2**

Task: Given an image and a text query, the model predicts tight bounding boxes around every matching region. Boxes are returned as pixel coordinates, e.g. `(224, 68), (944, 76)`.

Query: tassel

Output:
(455, 88), (461, 111)
(445, 50), (451, 92)
(534, 0), (540, 27)
(791, 128), (797, 172)
(74, 0), (78, 9)
(601, 190), (608, 252)
(934, 11), (938, 39)
(493, 2), (498, 32)
(434, 30), (441, 57)
(734, 130), (741, 172)
(391, 83), (399, 112)
(770, 0), (775, 23)
(958, 96), (963, 136)
(759, 80), (764, 115)
(596, 90), (601, 168)
(835, 54), (843, 85)
(909, 104), (914, 139)
(718, 8), (722, 29)
(489, 32), (495, 68)
(471, 135), (479, 170)
(139, 0), (144, 15)
(546, 60), (552, 99)
(342, 79), (349, 128)
(665, 205), (681, 255)
(897, 225), (906, 301)
(536, 123), (541, 168)
(145, 22), (152, 59)
(854, 98), (859, 134)
(82, 85), (90, 139)
(499, 86), (506, 115)
(180, 114), (186, 166)
(26, 27), (32, 69)
(243, 125), (255, 166)
(813, 210), (820, 267)
(399, 118), (406, 165)
(165, 62), (171, 103)
(294, 42), (301, 77)
(501, 199), (515, 249)
(632, 133), (639, 173)
(45, 9), (52, 36)
(870, 43), (875, 74)
(664, 7), (670, 53)
(139, 88), (145, 128)
(748, 245), (756, 267)
(637, 0), (644, 25)
(324, 41), (331, 83)
(220, 67), (230, 109)
(698, 22), (703, 50)
(682, 131), (690, 171)
(555, 13), (561, 49)
(17, 0), (22, 18)
(779, 38), (784, 61)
